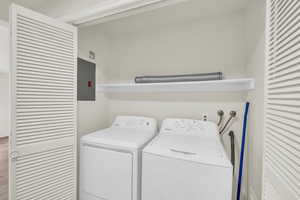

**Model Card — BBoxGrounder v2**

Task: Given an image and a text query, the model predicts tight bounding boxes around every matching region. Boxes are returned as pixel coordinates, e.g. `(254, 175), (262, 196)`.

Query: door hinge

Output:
(10, 151), (20, 160)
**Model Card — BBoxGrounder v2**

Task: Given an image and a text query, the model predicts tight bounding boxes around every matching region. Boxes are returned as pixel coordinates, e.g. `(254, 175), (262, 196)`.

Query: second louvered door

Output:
(10, 4), (77, 200)
(264, 0), (300, 199)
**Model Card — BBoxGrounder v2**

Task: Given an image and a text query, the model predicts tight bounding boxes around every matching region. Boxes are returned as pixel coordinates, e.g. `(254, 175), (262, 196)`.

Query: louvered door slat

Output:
(17, 40), (73, 57)
(18, 69), (74, 80)
(17, 22), (73, 41)
(264, 0), (300, 199)
(18, 45), (74, 61)
(268, 92), (300, 99)
(275, 0), (293, 17)
(269, 41), (300, 63)
(15, 146), (75, 200)
(268, 66), (300, 81)
(17, 52), (74, 66)
(10, 4), (77, 200)
(275, 1), (299, 30)
(17, 36), (74, 54)
(269, 28), (300, 56)
(17, 15), (73, 36)
(17, 24), (74, 43)
(18, 76), (74, 84)
(266, 121), (300, 143)
(18, 62), (75, 73)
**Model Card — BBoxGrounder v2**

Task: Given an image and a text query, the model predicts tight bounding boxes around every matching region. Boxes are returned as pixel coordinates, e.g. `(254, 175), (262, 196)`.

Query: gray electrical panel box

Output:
(77, 58), (96, 101)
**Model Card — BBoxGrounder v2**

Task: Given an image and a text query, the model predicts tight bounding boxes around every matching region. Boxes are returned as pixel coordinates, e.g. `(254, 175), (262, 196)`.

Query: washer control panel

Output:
(112, 116), (157, 130)
(160, 118), (217, 137)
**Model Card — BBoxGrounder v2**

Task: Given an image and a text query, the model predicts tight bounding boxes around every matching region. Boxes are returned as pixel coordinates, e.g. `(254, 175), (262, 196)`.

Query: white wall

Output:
(0, 23), (9, 74)
(0, 24), (9, 138)
(101, 11), (247, 82)
(0, 0), (10, 21)
(77, 27), (110, 137)
(245, 0), (266, 199)
(0, 74), (9, 138)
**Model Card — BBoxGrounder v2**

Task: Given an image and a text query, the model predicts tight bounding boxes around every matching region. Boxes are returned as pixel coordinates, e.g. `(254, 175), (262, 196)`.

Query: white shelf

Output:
(96, 78), (255, 93)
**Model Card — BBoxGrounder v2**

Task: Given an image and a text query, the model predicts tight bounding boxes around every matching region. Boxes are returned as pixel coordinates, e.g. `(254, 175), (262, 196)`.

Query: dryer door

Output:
(80, 144), (133, 200)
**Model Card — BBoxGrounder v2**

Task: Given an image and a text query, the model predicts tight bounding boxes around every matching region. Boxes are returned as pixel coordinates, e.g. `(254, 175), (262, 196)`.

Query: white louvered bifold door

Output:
(263, 0), (300, 199)
(9, 4), (77, 200)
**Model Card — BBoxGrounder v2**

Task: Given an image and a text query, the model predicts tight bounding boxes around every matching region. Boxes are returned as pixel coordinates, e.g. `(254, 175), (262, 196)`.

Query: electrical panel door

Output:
(77, 58), (95, 101)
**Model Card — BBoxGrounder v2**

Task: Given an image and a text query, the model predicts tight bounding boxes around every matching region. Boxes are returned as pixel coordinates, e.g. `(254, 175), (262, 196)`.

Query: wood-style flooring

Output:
(0, 137), (8, 200)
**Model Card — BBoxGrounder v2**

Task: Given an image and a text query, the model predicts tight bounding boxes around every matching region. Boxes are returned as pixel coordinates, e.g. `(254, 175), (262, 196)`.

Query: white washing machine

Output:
(142, 118), (232, 200)
(80, 116), (157, 200)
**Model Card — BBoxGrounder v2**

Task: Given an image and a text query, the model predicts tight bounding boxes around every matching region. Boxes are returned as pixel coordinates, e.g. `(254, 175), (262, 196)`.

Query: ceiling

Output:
(0, 0), (110, 21)
(0, 0), (250, 24)
(81, 0), (250, 34)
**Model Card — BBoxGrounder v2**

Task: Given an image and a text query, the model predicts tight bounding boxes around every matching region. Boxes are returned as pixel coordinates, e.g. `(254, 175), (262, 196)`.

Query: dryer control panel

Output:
(112, 116), (157, 131)
(160, 118), (218, 137)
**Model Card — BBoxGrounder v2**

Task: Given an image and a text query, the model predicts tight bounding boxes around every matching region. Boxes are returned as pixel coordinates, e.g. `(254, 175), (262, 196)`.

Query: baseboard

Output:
(249, 187), (259, 200)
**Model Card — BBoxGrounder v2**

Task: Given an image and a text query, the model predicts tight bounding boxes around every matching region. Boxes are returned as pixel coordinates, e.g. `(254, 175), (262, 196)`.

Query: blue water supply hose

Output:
(236, 102), (250, 200)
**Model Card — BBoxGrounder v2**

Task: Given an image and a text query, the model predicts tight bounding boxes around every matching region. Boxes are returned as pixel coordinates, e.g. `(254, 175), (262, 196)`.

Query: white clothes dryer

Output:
(80, 116), (157, 200)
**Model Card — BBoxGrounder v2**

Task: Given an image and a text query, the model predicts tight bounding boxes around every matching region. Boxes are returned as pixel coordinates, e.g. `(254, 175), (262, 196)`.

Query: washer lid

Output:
(81, 127), (157, 149)
(143, 134), (232, 168)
